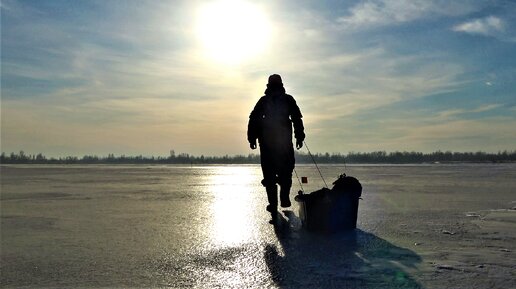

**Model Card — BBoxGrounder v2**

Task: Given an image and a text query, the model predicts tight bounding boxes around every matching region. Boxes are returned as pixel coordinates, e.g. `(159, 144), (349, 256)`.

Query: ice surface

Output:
(1, 164), (515, 288)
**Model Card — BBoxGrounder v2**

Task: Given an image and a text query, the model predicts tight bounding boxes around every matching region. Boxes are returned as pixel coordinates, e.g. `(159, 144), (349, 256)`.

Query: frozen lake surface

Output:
(1, 164), (515, 288)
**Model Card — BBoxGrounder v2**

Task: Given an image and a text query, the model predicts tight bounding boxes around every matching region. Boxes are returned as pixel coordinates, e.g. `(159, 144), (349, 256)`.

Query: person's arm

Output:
(247, 99), (263, 149)
(289, 96), (305, 149)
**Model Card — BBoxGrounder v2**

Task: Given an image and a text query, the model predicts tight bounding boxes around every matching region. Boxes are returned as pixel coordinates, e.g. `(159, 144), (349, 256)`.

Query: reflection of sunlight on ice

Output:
(207, 166), (258, 245)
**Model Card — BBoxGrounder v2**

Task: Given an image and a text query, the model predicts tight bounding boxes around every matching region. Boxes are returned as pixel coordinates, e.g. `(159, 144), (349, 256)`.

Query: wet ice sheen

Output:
(1, 164), (515, 288)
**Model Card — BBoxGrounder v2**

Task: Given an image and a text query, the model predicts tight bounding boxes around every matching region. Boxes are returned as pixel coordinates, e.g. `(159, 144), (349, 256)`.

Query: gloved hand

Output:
(250, 141), (257, 150)
(296, 139), (303, 150)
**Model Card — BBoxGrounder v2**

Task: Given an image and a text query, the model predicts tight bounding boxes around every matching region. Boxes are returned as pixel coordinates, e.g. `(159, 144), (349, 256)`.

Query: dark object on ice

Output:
(295, 174), (362, 232)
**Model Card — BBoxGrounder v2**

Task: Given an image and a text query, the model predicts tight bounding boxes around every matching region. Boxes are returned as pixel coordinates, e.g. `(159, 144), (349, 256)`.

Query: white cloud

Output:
(469, 104), (501, 113)
(338, 0), (480, 27)
(453, 16), (504, 36)
(437, 104), (501, 119)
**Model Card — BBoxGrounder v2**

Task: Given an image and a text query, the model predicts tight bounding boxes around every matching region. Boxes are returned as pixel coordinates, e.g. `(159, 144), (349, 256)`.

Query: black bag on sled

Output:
(294, 174), (362, 232)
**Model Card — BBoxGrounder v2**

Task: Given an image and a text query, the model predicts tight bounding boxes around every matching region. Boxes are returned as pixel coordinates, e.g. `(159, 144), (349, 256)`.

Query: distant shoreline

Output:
(1, 162), (515, 167)
(2, 150), (515, 165)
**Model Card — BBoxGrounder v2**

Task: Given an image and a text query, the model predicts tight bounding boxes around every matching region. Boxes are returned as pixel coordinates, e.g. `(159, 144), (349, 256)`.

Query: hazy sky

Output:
(1, 0), (515, 157)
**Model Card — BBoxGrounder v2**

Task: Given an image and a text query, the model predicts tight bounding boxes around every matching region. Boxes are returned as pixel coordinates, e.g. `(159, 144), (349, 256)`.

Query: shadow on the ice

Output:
(264, 211), (424, 288)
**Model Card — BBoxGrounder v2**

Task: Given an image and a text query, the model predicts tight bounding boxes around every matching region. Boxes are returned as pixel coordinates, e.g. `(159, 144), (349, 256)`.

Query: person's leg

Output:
(265, 184), (278, 211)
(278, 173), (292, 208)
(261, 151), (278, 211)
(278, 145), (295, 208)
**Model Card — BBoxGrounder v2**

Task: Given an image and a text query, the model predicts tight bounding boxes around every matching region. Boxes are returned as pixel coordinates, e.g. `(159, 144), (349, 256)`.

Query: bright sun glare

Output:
(196, 0), (271, 64)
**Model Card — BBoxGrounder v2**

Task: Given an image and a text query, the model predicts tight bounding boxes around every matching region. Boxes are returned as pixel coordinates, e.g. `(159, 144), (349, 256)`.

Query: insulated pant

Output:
(260, 144), (294, 206)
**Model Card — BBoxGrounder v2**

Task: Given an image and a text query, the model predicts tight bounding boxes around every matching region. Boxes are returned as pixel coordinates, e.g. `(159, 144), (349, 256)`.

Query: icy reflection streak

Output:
(207, 166), (259, 246)
(197, 166), (273, 287)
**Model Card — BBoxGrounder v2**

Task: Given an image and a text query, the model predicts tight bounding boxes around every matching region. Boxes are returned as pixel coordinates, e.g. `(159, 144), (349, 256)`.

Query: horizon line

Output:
(2, 149), (516, 159)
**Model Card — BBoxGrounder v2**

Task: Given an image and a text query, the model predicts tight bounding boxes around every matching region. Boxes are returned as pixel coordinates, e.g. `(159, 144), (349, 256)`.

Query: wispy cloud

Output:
(437, 103), (502, 119)
(287, 48), (464, 126)
(338, 0), (480, 27)
(453, 16), (504, 36)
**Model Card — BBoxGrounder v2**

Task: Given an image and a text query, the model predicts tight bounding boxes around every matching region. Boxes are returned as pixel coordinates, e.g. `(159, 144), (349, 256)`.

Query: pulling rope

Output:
(293, 167), (304, 192)
(304, 141), (328, 188)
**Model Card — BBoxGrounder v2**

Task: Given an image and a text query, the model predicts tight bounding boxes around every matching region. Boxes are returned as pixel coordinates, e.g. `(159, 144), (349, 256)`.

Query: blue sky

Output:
(1, 0), (515, 157)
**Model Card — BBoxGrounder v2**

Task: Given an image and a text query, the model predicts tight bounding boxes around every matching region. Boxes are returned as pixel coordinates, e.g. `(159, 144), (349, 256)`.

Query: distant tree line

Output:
(1, 150), (515, 164)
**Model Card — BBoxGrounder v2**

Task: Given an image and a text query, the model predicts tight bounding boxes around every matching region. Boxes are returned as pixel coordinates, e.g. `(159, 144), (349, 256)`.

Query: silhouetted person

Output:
(248, 74), (305, 212)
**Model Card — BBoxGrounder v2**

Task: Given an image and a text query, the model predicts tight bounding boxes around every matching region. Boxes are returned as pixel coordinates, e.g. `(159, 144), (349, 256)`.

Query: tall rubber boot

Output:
(280, 182), (292, 208)
(266, 185), (278, 212)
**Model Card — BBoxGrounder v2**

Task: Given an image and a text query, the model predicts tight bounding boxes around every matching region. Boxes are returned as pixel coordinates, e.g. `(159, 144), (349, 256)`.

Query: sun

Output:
(195, 0), (271, 64)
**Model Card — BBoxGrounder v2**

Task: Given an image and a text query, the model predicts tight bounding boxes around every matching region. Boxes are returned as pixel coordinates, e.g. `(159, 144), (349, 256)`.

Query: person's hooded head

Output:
(265, 74), (285, 95)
